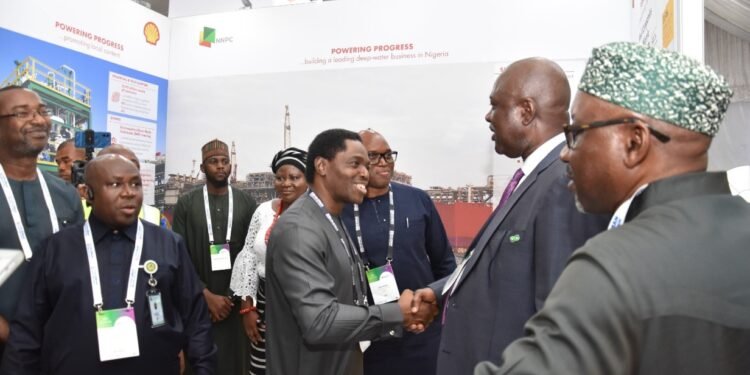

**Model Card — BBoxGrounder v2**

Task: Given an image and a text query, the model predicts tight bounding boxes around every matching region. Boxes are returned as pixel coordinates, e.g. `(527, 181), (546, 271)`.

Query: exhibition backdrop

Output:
(5, 0), (719, 219)
(0, 0), (169, 204)
(166, 0), (631, 199)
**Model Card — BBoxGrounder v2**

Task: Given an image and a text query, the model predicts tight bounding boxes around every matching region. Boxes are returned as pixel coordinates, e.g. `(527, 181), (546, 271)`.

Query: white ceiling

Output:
(706, 0), (750, 41)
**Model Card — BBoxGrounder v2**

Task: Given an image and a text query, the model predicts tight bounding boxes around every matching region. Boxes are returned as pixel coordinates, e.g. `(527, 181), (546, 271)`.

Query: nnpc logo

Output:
(199, 27), (233, 47)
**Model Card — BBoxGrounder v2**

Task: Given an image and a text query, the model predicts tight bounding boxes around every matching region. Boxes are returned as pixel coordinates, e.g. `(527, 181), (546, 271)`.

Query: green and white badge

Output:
(83, 220), (143, 362)
(96, 307), (140, 361)
(209, 244), (231, 271)
(365, 263), (400, 305)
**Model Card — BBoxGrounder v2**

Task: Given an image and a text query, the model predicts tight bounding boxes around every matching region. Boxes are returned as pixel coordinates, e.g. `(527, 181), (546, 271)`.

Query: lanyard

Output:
(608, 184), (648, 230)
(0, 166), (60, 260)
(309, 191), (368, 306)
(83, 219), (144, 311)
(353, 185), (395, 266)
(203, 185), (233, 245)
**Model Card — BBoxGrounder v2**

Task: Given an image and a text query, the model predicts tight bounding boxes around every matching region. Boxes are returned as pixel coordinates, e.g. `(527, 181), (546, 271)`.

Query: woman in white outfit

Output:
(230, 147), (308, 375)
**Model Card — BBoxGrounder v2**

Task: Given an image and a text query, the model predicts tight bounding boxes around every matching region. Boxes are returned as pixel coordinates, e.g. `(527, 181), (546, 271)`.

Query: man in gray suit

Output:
(413, 58), (608, 375)
(476, 42), (749, 375)
(265, 129), (438, 375)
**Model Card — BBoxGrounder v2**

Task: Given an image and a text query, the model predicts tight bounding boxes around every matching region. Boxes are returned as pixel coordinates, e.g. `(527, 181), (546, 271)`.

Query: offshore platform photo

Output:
(1, 56), (92, 173)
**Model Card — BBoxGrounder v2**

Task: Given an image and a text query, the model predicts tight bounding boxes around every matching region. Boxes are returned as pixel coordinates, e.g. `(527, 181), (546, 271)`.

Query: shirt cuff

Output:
(376, 303), (404, 340)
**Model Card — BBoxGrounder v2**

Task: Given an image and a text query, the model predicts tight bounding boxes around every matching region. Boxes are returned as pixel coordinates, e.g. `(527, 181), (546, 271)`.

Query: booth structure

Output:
(1, 0), (747, 238)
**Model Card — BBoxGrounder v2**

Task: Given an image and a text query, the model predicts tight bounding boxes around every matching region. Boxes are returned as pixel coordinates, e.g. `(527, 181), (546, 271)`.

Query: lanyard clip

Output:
(95, 303), (103, 312)
(126, 299), (134, 308)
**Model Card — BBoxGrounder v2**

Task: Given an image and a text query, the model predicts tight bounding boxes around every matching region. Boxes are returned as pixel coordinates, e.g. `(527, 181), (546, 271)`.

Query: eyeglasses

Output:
(368, 151), (398, 164)
(563, 117), (671, 149)
(0, 107), (53, 120)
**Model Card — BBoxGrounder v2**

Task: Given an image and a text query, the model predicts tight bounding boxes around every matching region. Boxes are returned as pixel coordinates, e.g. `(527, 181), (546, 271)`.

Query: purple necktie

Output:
(497, 168), (525, 209)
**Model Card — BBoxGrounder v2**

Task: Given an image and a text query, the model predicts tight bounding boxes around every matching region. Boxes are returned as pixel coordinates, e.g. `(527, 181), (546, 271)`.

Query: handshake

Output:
(398, 288), (439, 333)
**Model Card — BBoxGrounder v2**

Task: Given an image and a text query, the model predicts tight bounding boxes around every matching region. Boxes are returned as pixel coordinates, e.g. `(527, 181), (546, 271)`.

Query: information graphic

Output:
(108, 72), (159, 121)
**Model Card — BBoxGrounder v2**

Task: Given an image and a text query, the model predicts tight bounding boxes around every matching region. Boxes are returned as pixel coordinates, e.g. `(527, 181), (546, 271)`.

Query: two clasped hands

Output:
(397, 288), (440, 333)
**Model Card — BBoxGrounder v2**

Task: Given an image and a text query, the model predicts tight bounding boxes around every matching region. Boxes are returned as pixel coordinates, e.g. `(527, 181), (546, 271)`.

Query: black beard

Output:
(14, 143), (45, 158)
(206, 174), (229, 187)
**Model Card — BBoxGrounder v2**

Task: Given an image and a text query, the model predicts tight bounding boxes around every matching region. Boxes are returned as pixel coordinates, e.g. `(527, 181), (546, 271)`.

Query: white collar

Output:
(518, 133), (565, 186)
(608, 184), (649, 229)
(727, 165), (750, 202)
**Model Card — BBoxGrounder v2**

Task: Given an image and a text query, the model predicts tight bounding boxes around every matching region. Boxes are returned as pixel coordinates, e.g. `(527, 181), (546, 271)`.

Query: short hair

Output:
(56, 139), (76, 153)
(0, 85), (24, 94)
(0, 85), (27, 105)
(305, 129), (362, 184)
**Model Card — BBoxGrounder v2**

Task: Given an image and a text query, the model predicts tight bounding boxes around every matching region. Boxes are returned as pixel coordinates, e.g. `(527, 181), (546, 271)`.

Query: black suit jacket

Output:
(430, 142), (608, 375)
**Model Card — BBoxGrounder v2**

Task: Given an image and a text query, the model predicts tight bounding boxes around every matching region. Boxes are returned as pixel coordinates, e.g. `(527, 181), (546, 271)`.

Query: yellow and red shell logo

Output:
(144, 22), (160, 45)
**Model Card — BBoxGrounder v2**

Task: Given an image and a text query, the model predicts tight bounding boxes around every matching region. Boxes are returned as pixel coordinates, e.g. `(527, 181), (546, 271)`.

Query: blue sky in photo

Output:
(0, 27), (168, 153)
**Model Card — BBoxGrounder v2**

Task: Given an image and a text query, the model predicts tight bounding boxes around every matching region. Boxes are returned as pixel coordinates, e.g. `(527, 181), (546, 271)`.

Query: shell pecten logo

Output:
(144, 22), (160, 45)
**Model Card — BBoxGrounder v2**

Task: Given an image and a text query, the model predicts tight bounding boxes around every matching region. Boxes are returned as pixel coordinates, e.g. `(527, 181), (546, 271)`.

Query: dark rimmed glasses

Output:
(368, 151), (398, 164)
(563, 117), (671, 149)
(0, 107), (53, 120)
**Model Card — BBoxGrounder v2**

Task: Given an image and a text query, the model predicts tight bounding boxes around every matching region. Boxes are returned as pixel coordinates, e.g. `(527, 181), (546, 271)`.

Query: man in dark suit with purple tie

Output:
(412, 57), (608, 375)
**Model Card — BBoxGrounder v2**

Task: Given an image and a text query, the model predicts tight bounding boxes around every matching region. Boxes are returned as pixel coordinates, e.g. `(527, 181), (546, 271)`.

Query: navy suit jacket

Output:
(430, 142), (608, 375)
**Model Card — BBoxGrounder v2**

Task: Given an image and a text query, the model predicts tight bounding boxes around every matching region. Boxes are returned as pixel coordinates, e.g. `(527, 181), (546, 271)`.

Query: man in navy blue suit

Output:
(413, 57), (608, 375)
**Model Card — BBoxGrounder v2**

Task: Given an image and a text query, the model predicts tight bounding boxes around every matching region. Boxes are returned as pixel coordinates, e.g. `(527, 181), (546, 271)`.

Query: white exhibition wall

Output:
(166, 0), (631, 197)
(6, 0), (741, 206)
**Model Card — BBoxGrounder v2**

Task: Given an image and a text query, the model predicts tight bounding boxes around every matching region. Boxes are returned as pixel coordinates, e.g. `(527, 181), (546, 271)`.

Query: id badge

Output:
(95, 307), (139, 361)
(365, 263), (400, 305)
(147, 289), (166, 328)
(209, 244), (231, 271)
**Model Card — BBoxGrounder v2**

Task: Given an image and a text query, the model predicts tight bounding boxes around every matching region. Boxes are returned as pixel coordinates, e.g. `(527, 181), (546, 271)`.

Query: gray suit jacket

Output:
(265, 193), (404, 375)
(476, 172), (750, 375)
(431, 142), (608, 375)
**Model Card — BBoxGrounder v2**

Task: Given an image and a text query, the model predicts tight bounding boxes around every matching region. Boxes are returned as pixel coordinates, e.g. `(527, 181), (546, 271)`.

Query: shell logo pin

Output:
(144, 22), (160, 45)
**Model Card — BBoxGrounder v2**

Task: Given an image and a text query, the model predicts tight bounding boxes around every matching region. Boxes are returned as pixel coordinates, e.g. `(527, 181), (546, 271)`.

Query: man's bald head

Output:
(84, 154), (142, 228)
(499, 57), (571, 130)
(358, 129), (388, 147)
(485, 58), (571, 160)
(98, 144), (140, 170)
(84, 154), (138, 187)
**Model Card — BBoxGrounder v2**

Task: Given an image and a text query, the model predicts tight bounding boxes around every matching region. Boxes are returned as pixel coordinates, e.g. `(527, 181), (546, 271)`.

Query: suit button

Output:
(389, 330), (395, 336)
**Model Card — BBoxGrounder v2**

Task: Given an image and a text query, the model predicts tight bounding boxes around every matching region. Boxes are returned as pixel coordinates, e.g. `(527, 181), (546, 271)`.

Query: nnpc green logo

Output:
(199, 27), (233, 48)
(199, 27), (215, 47)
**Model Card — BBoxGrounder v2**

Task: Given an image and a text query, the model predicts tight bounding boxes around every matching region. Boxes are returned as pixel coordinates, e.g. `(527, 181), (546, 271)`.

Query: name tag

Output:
(209, 244), (231, 271)
(96, 307), (139, 361)
(366, 263), (400, 305)
(147, 289), (165, 328)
